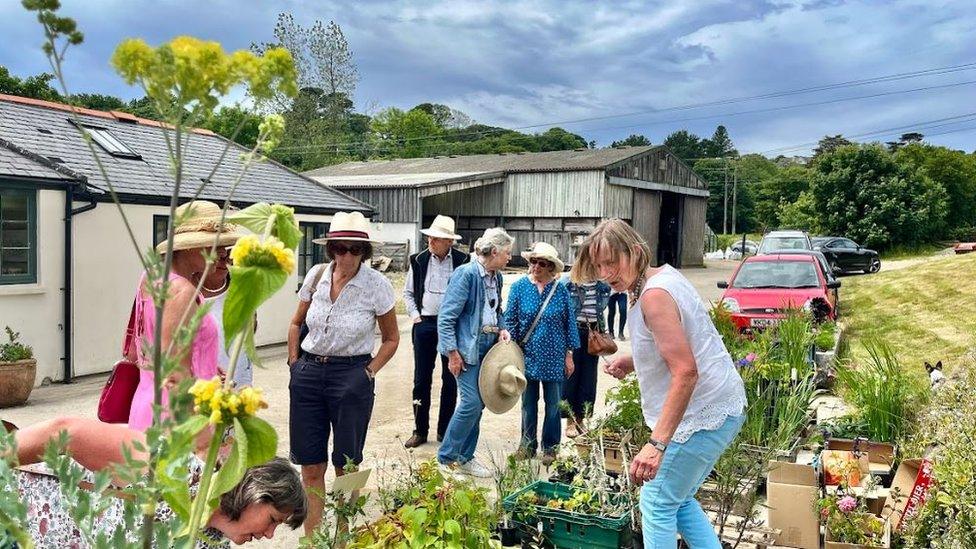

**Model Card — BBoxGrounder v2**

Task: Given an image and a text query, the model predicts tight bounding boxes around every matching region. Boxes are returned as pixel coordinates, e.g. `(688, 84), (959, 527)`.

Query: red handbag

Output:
(97, 301), (140, 423)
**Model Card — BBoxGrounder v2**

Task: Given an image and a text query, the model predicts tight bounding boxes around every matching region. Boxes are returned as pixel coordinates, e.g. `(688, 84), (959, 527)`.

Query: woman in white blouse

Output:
(575, 219), (746, 549)
(285, 212), (399, 536)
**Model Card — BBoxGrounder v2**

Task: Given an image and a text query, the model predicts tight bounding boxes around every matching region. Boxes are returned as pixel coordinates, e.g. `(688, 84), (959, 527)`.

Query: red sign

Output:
(898, 458), (934, 531)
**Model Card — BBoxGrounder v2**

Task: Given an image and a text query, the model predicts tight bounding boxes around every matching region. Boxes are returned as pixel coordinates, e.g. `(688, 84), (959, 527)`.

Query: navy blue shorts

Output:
(288, 353), (374, 468)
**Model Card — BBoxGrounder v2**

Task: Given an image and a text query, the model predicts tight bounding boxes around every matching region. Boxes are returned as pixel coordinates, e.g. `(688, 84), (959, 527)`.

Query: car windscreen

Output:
(731, 261), (820, 289)
(759, 237), (810, 253)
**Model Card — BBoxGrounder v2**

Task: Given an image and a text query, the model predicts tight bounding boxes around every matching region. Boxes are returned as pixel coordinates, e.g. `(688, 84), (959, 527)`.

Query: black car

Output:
(812, 237), (881, 274)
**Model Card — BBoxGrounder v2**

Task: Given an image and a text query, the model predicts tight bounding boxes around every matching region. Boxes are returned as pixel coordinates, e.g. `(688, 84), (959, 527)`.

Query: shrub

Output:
(0, 327), (33, 362)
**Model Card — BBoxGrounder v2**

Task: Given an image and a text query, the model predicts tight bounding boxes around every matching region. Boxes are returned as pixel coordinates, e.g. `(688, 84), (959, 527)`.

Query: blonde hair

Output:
(570, 219), (652, 284)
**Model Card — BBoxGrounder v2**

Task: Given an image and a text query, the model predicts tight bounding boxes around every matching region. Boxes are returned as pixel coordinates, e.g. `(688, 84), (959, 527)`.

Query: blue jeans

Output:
(520, 379), (562, 453)
(641, 414), (745, 548)
(608, 293), (627, 337)
(438, 333), (497, 465)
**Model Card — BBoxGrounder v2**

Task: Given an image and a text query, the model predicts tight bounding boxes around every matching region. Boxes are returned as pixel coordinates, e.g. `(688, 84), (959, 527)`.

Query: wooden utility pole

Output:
(723, 159), (729, 234)
(732, 161), (739, 234)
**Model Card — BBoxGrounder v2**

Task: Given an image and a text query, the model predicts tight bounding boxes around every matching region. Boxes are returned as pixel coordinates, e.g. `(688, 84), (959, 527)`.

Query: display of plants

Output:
(347, 460), (499, 548)
(835, 339), (926, 444)
(815, 321), (838, 352)
(819, 491), (887, 546)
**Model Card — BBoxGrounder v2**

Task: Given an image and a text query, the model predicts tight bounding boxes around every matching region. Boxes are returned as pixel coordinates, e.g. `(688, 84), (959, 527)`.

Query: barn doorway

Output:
(657, 192), (683, 267)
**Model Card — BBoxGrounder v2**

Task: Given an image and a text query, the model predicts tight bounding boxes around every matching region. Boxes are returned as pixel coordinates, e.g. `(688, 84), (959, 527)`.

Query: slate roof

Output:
(0, 95), (371, 214)
(0, 139), (76, 182)
(304, 146), (660, 177)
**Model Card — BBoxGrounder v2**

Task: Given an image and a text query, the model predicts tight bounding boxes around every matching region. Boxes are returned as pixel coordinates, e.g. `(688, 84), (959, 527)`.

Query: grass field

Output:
(841, 252), (976, 374)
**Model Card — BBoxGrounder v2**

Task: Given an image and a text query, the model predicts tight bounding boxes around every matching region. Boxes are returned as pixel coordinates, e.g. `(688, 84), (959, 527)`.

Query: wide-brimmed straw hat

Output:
(420, 215), (462, 240)
(521, 241), (565, 272)
(479, 341), (527, 414)
(312, 211), (381, 244)
(155, 200), (246, 254)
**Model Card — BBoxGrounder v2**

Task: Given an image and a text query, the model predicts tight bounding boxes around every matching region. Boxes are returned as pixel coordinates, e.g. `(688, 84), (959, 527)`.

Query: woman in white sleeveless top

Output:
(574, 219), (746, 549)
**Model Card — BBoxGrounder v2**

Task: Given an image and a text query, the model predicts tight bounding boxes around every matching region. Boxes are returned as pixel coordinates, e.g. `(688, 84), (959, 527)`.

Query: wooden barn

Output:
(304, 146), (709, 267)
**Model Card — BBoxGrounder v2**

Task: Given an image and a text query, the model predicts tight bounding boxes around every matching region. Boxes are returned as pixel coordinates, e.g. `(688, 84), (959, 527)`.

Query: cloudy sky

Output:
(2, 0), (974, 154)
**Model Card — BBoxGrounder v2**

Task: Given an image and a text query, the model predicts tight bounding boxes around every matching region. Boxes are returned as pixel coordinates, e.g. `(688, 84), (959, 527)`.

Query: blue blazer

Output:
(437, 261), (506, 366)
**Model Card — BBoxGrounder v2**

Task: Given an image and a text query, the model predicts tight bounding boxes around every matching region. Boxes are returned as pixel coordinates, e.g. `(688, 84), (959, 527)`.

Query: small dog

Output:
(925, 361), (946, 390)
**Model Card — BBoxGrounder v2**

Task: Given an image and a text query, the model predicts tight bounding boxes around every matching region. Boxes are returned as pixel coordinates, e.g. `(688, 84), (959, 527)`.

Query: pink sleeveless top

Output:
(128, 271), (220, 431)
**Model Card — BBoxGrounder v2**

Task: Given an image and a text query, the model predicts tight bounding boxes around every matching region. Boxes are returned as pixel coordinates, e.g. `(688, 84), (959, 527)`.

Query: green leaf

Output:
(228, 203), (273, 235)
(238, 415), (277, 466)
(223, 264), (287, 349)
(210, 418), (248, 503)
(443, 519), (461, 539)
(272, 208), (302, 250)
(160, 474), (193, 522)
(170, 414), (209, 453)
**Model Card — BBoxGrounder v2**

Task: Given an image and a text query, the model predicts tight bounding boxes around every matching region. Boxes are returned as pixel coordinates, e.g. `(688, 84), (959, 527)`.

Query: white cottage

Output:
(0, 94), (373, 384)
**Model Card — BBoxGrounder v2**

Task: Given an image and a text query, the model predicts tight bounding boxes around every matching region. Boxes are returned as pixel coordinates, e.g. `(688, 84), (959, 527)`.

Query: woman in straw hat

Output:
(436, 227), (514, 478)
(575, 219), (746, 548)
(505, 242), (579, 465)
(285, 211), (399, 536)
(128, 200), (245, 432)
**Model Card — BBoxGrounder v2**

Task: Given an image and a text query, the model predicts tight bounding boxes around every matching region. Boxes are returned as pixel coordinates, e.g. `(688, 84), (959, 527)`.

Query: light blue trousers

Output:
(640, 414), (745, 548)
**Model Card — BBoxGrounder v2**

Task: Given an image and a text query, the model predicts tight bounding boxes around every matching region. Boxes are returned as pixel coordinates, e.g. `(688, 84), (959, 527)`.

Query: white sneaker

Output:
(439, 462), (461, 479)
(457, 458), (492, 478)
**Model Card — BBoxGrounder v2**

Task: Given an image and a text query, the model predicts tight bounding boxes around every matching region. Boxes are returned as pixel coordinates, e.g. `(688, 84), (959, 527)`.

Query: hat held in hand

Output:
(479, 341), (527, 414)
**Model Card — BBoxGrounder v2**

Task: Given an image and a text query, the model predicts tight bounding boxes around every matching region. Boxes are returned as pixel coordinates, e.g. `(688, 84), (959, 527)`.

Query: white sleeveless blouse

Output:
(629, 265), (746, 443)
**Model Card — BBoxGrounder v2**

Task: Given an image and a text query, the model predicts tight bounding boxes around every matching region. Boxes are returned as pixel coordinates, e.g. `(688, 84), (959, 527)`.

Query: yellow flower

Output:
(210, 408), (223, 424)
(231, 235), (294, 274)
(189, 377), (219, 407)
(239, 387), (267, 416)
(226, 394), (241, 415)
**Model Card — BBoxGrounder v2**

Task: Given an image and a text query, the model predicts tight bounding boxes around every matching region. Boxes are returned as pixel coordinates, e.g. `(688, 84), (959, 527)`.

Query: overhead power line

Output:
(272, 61), (976, 153)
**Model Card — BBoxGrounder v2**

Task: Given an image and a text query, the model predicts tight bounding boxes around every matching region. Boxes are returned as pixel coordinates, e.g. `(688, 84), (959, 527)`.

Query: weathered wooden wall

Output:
(342, 188), (418, 223)
(605, 148), (706, 190)
(505, 171), (604, 217)
(604, 183), (634, 219)
(422, 184), (503, 218)
(680, 196), (707, 267)
(632, 189), (662, 263)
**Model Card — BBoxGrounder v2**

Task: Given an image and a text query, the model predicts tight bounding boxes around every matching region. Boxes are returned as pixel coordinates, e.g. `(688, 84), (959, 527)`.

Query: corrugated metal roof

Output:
(316, 172), (486, 188)
(304, 146), (660, 177)
(0, 96), (371, 214)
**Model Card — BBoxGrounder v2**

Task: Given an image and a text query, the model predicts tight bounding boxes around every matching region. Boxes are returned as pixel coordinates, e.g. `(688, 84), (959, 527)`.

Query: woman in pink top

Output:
(128, 201), (245, 431)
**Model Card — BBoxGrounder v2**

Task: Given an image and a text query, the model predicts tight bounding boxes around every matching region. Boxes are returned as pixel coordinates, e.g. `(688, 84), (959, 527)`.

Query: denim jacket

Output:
(437, 261), (506, 366)
(562, 275), (611, 332)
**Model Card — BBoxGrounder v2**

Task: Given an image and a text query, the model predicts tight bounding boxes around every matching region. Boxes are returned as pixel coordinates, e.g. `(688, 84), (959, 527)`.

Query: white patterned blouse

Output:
(299, 263), (396, 357)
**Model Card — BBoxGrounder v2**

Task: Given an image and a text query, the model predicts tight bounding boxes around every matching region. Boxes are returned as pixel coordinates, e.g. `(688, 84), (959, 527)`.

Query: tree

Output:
(886, 131), (926, 152)
(0, 65), (62, 101)
(703, 125), (738, 158)
(896, 143), (976, 232)
(663, 130), (705, 162)
(812, 135), (853, 159)
(370, 107), (443, 158)
(69, 93), (126, 111)
(611, 134), (651, 147)
(203, 105), (263, 149)
(811, 144), (948, 248)
(413, 103), (473, 129)
(536, 127), (587, 151)
(753, 165), (814, 230)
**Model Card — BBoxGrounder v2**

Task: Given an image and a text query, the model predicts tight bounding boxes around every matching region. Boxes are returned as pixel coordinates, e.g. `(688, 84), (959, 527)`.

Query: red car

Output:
(717, 254), (840, 331)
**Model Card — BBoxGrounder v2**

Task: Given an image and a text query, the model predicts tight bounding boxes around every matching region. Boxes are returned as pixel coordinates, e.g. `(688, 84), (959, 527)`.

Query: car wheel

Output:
(867, 258), (881, 273)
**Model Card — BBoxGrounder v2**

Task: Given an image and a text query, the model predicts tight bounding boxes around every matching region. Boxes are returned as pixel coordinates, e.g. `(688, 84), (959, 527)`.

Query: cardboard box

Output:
(825, 439), (896, 480)
(824, 485), (887, 516)
(883, 458), (934, 531)
(822, 449), (870, 487)
(767, 461), (820, 549)
(824, 518), (891, 548)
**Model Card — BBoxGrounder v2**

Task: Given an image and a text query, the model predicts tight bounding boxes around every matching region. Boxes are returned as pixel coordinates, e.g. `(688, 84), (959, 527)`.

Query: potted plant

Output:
(0, 326), (35, 408)
(820, 492), (890, 548)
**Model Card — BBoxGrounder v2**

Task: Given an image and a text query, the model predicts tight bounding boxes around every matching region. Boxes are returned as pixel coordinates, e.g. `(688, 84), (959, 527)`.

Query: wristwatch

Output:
(649, 437), (668, 453)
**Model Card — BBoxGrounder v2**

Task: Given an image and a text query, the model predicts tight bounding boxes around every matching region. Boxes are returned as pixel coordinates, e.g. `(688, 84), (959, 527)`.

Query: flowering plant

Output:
(818, 490), (886, 545)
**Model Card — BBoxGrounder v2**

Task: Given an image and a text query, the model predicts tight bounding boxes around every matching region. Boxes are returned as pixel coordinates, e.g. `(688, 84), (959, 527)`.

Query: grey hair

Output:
(473, 227), (514, 257)
(219, 457), (307, 529)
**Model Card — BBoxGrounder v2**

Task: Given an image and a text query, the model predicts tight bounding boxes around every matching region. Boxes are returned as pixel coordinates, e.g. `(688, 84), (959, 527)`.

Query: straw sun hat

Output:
(521, 241), (565, 272)
(479, 341), (528, 414)
(155, 201), (246, 254)
(420, 215), (462, 240)
(312, 211), (381, 244)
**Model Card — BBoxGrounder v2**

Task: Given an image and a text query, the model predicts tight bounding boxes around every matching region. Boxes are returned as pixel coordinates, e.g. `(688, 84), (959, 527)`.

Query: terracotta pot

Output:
(0, 358), (36, 408)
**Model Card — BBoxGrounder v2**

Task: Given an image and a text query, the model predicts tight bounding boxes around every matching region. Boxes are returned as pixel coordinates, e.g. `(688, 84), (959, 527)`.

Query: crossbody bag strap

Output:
(521, 283), (558, 346)
(122, 300), (137, 359)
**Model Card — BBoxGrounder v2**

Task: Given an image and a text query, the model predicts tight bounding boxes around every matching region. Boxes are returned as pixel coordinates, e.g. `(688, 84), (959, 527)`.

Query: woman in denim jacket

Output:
(436, 228), (514, 478)
(562, 270), (612, 438)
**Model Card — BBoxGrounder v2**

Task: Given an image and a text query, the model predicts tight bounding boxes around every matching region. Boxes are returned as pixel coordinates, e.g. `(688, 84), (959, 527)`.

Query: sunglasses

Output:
(330, 243), (365, 256)
(529, 258), (553, 268)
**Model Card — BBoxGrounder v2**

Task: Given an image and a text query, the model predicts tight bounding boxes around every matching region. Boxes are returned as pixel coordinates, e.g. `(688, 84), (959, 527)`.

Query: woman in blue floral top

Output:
(505, 242), (580, 464)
